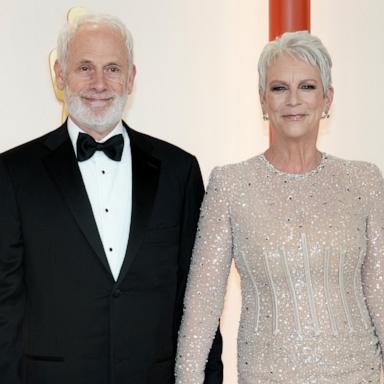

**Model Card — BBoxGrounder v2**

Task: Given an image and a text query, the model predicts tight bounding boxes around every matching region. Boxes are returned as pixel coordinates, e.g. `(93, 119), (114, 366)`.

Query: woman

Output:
(175, 31), (384, 383)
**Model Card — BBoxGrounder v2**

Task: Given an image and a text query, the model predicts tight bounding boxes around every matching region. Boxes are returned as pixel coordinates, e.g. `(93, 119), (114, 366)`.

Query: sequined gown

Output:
(175, 154), (384, 384)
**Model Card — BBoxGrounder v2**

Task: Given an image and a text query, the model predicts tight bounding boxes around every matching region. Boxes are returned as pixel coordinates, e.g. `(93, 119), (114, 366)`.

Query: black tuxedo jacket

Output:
(0, 122), (223, 384)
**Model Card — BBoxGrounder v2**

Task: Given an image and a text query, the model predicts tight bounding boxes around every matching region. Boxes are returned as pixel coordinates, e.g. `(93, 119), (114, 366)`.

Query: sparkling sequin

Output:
(175, 154), (384, 383)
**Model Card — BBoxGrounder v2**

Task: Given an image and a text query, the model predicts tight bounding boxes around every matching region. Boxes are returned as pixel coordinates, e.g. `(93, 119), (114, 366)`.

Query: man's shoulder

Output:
(1, 125), (65, 161)
(127, 126), (196, 163)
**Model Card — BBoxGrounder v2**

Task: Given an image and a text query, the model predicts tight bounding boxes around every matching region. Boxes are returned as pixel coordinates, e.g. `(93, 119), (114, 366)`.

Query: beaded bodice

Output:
(175, 154), (384, 384)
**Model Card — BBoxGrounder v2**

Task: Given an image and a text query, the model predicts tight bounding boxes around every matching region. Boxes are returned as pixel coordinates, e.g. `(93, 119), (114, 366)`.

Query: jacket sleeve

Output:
(0, 157), (25, 383)
(175, 167), (232, 384)
(361, 163), (384, 357)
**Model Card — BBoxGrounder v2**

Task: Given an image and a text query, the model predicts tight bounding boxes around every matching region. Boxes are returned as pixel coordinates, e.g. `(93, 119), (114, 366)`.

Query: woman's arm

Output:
(175, 167), (233, 384)
(362, 163), (384, 352)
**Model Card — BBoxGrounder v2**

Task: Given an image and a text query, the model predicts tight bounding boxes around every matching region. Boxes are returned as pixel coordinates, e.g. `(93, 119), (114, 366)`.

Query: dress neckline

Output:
(260, 152), (328, 180)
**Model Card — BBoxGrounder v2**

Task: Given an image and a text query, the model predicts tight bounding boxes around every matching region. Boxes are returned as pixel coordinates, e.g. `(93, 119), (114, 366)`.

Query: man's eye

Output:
(79, 66), (90, 72)
(107, 66), (120, 73)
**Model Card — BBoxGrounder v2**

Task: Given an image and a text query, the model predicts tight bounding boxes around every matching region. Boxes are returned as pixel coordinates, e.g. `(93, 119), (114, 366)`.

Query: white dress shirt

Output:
(68, 117), (132, 281)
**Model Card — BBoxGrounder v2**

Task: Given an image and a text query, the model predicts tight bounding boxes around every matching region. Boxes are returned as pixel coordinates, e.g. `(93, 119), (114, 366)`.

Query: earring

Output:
(262, 113), (269, 121)
(321, 111), (330, 119)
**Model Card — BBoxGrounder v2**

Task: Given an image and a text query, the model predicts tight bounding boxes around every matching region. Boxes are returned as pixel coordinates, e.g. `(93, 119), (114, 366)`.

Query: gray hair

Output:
(258, 31), (332, 95)
(57, 13), (134, 71)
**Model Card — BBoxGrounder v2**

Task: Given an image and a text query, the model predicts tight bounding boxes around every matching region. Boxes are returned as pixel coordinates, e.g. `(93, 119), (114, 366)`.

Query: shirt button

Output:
(109, 247), (113, 252)
(105, 208), (109, 213)
(101, 170), (106, 174)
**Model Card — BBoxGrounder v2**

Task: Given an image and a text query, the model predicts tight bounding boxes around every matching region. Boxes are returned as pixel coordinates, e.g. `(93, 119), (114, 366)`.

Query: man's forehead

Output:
(67, 25), (128, 62)
(70, 24), (125, 48)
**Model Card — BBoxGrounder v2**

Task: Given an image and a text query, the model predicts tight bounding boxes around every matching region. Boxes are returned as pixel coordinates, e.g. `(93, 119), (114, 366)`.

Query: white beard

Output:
(64, 87), (128, 134)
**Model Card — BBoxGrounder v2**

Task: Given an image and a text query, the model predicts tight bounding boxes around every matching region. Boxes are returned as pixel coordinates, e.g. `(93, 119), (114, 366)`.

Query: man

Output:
(0, 14), (222, 384)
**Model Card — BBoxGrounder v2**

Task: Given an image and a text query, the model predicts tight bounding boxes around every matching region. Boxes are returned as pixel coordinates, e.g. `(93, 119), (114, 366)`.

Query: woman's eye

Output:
(271, 86), (286, 92)
(300, 84), (316, 90)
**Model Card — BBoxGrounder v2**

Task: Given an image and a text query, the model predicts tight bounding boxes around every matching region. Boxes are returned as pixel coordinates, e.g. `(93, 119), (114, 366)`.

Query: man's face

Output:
(55, 24), (136, 137)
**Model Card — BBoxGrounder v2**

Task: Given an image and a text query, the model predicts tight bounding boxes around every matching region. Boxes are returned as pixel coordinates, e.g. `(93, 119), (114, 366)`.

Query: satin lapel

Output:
(117, 131), (160, 284)
(42, 126), (112, 276)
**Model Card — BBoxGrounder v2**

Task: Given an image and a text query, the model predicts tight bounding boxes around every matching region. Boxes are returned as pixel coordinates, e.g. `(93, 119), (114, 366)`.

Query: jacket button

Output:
(112, 289), (121, 298)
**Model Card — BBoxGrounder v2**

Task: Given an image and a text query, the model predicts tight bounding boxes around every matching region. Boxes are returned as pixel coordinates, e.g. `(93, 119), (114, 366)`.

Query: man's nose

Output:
(91, 70), (108, 91)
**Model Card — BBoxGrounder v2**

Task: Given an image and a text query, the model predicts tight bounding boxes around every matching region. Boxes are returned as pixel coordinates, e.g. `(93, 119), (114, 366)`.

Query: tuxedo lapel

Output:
(42, 124), (112, 277)
(117, 126), (161, 284)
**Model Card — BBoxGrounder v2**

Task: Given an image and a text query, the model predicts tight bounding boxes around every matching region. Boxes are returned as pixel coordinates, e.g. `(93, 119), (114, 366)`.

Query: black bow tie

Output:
(76, 133), (124, 162)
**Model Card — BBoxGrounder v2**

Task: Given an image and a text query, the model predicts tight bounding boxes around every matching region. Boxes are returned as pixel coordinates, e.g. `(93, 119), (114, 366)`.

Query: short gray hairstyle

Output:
(57, 13), (134, 71)
(258, 31), (332, 95)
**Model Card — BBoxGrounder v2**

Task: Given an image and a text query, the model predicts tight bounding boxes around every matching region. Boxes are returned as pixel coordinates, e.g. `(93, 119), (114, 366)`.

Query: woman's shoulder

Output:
(326, 154), (383, 183)
(209, 154), (265, 179)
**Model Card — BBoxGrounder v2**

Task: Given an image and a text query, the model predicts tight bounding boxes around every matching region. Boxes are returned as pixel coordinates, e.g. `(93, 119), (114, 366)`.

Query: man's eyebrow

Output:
(104, 62), (122, 67)
(76, 60), (93, 65)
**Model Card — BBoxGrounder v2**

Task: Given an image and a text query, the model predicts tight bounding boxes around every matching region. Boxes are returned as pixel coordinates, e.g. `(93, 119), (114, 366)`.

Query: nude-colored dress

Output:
(175, 154), (384, 384)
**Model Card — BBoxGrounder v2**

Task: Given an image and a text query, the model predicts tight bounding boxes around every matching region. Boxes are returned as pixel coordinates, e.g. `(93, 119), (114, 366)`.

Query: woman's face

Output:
(260, 54), (333, 142)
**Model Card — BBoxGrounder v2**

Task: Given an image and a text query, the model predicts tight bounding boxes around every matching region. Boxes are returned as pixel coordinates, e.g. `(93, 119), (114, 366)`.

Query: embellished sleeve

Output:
(175, 167), (233, 384)
(361, 163), (384, 353)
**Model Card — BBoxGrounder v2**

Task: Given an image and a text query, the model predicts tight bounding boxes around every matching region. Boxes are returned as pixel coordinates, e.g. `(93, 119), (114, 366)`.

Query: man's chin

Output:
(65, 93), (127, 135)
(69, 113), (119, 134)
(88, 109), (109, 118)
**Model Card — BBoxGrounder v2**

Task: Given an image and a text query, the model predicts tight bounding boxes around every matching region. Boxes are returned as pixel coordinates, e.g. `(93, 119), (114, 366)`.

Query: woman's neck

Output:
(264, 143), (322, 174)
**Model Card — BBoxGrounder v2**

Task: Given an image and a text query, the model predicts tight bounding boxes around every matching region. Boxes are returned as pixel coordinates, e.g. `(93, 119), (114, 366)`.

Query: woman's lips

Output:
(282, 114), (306, 120)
